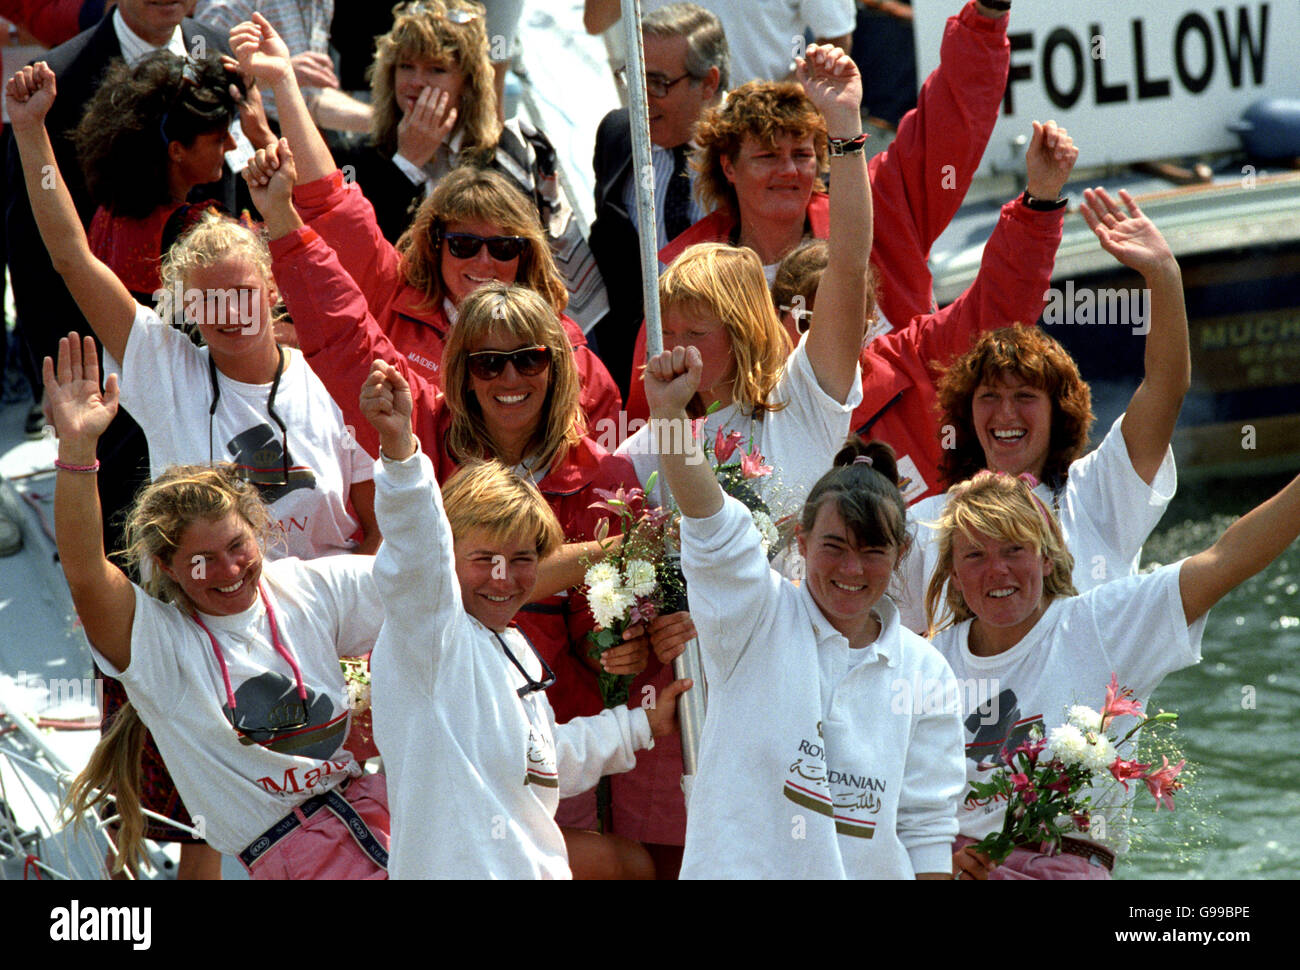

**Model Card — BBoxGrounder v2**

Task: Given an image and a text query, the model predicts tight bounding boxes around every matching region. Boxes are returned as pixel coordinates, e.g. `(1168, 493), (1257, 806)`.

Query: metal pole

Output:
(619, 0), (705, 781)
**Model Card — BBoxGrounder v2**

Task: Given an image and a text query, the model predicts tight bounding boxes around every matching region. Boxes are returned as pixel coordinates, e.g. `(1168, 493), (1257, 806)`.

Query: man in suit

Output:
(4, 0), (232, 561)
(588, 2), (727, 400)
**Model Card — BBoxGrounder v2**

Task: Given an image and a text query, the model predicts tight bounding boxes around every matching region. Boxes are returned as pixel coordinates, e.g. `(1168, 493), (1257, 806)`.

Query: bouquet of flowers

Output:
(966, 674), (1186, 865)
(705, 424), (781, 558)
(582, 474), (678, 708)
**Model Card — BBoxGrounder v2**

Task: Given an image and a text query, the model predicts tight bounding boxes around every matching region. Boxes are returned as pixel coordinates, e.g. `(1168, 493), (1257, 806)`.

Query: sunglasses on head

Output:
(465, 345), (552, 380)
(442, 231), (528, 261)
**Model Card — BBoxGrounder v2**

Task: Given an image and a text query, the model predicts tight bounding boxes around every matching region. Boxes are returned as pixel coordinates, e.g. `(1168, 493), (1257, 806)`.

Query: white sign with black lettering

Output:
(912, 1), (1298, 174)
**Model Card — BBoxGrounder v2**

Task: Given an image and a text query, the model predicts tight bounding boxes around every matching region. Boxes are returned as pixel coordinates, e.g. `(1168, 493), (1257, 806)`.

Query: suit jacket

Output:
(3, 13), (231, 551)
(588, 108), (650, 401)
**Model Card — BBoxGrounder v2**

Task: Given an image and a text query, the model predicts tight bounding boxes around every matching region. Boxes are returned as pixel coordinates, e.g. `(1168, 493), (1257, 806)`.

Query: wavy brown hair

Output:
(659, 242), (793, 414)
(923, 471), (1078, 636)
(693, 80), (828, 219)
(442, 283), (582, 472)
(397, 166), (566, 313)
(73, 50), (239, 219)
(935, 327), (1094, 491)
(368, 0), (500, 160)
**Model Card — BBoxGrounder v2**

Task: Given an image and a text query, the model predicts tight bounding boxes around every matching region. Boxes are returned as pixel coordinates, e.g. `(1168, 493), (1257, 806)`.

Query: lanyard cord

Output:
(192, 583), (309, 713)
(207, 347), (290, 483)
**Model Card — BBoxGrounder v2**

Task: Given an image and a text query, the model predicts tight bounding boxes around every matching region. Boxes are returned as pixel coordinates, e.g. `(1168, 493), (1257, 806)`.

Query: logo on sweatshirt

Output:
(523, 726), (558, 788)
(781, 726), (883, 839)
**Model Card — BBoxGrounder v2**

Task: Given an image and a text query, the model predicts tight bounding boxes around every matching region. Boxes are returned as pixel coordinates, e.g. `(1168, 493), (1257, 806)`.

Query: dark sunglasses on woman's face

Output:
(443, 231), (528, 261)
(465, 345), (552, 380)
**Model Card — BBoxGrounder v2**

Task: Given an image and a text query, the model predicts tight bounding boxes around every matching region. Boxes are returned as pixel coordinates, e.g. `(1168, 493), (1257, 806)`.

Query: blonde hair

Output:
(923, 472), (1077, 636)
(65, 465), (275, 875)
(63, 703), (150, 876)
(442, 458), (564, 559)
(397, 167), (567, 314)
(369, 0), (500, 160)
(156, 211), (281, 334)
(659, 242), (793, 413)
(122, 464), (277, 609)
(442, 283), (582, 471)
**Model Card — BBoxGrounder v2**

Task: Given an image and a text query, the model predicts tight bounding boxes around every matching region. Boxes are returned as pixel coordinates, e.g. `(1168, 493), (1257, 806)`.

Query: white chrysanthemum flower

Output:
(588, 580), (623, 628)
(623, 559), (657, 598)
(584, 562), (619, 589)
(751, 509), (779, 555)
(1082, 733), (1118, 773)
(346, 680), (370, 714)
(1067, 705), (1102, 732)
(1048, 724), (1089, 766)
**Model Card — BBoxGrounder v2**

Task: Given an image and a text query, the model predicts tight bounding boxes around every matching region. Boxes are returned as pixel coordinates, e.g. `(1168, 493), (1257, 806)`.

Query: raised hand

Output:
(230, 12), (294, 87)
(42, 334), (118, 447)
(5, 62), (57, 131)
(644, 345), (703, 417)
(361, 359), (416, 461)
(1024, 120), (1079, 202)
(223, 55), (275, 151)
(795, 44), (862, 138)
(396, 87), (458, 169)
(644, 677), (694, 739)
(1079, 187), (1176, 278)
(243, 137), (298, 218)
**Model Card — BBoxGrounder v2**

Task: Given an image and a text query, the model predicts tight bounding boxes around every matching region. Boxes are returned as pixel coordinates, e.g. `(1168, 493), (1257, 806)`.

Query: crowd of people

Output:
(1, 0), (1298, 881)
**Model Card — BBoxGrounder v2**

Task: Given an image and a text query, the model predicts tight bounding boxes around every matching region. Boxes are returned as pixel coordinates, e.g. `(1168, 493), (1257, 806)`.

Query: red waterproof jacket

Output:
(287, 170), (622, 433)
(270, 226), (636, 721)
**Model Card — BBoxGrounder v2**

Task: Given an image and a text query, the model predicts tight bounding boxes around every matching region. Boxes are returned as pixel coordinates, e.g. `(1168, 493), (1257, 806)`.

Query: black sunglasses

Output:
(226, 697), (311, 744)
(465, 345), (552, 381)
(443, 231), (528, 261)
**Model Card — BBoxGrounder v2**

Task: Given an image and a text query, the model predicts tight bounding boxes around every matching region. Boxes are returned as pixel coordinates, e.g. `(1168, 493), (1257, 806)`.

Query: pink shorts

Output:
(247, 774), (390, 881)
(954, 835), (1112, 881)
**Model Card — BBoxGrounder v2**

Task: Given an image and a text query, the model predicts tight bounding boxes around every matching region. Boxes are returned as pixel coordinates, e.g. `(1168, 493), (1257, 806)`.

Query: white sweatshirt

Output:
(370, 447), (654, 879)
(679, 495), (966, 879)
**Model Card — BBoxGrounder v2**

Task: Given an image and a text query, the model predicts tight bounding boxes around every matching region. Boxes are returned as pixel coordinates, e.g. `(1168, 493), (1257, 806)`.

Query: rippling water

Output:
(1120, 473), (1300, 879)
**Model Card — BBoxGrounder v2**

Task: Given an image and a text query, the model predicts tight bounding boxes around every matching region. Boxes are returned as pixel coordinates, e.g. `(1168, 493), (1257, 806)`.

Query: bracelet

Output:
(980, 0), (1012, 11)
(828, 133), (869, 157)
(1021, 190), (1068, 211)
(55, 458), (100, 473)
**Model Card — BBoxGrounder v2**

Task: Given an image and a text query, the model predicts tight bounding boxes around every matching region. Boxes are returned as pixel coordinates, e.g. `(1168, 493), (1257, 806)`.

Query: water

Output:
(1120, 472), (1300, 879)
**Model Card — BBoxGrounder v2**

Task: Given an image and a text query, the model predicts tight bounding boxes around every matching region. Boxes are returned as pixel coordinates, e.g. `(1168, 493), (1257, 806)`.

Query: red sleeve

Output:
(911, 198), (1064, 375)
(1, 0), (85, 47)
(575, 346), (623, 432)
(269, 226), (444, 460)
(291, 170), (404, 323)
(867, 2), (1009, 327)
(625, 321), (650, 424)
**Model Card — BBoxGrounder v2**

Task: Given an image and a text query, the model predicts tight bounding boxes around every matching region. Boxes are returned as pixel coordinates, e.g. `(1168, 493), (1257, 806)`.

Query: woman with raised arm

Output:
(360, 357), (690, 878)
(896, 188), (1191, 632)
(233, 10), (617, 419)
(643, 344), (965, 878)
(930, 469), (1300, 879)
(7, 60), (377, 878)
(45, 334), (388, 880)
(621, 0), (1018, 415)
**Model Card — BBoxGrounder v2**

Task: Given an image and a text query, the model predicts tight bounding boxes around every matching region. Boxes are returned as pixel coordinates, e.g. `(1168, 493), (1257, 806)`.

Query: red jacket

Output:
(852, 198), (1065, 504)
(288, 170), (622, 434)
(270, 225), (635, 722)
(625, 0), (1010, 427)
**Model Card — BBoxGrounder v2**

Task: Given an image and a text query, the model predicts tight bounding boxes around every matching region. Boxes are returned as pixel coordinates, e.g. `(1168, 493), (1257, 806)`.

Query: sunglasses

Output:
(465, 345), (552, 381)
(442, 231), (528, 261)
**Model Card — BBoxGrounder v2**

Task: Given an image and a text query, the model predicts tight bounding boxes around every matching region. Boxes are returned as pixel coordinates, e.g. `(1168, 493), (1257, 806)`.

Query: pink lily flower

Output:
(1101, 672), (1143, 729)
(1042, 772), (1072, 795)
(1012, 737), (1047, 767)
(1109, 756), (1152, 792)
(714, 428), (744, 463)
(690, 417), (706, 441)
(588, 485), (646, 517)
(739, 448), (773, 479)
(1071, 812), (1091, 832)
(1141, 756), (1185, 811)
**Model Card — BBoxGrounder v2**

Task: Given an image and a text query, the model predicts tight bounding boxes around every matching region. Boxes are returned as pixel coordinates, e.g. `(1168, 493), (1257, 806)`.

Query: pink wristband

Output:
(54, 459), (100, 473)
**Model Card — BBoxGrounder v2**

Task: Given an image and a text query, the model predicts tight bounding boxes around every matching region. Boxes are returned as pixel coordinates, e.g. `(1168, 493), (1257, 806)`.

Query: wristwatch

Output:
(1021, 190), (1068, 211)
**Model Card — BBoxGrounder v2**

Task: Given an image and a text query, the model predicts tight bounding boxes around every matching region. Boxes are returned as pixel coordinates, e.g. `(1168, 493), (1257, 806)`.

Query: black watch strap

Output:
(1021, 190), (1068, 211)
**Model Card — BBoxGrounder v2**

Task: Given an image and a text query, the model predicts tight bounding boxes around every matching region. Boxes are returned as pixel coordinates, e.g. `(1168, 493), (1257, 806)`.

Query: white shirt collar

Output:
(113, 7), (187, 65)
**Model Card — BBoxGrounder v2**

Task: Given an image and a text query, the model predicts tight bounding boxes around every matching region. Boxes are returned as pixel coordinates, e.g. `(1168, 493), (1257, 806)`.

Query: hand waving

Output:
(43, 334), (118, 446)
(1079, 187), (1175, 278)
(5, 62), (57, 131)
(1024, 120), (1079, 202)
